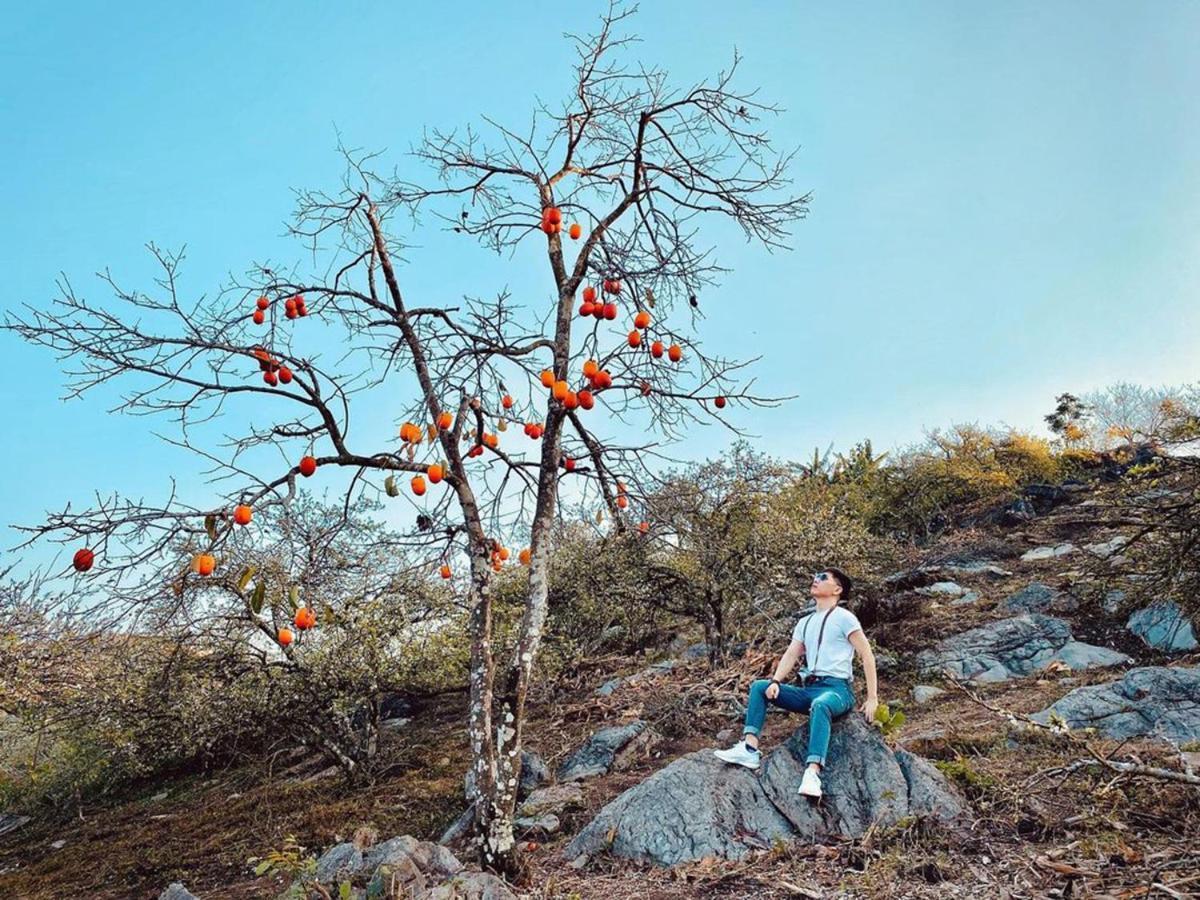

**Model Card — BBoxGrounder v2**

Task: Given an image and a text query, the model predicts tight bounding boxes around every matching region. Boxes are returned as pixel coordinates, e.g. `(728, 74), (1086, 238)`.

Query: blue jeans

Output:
(742, 676), (855, 766)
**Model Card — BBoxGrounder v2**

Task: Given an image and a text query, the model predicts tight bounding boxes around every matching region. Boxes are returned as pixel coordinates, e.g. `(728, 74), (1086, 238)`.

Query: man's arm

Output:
(771, 640), (804, 682)
(847, 629), (878, 720)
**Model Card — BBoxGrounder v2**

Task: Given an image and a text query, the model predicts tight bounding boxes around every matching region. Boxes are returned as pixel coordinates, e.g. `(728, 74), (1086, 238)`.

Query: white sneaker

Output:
(713, 741), (761, 770)
(799, 767), (822, 798)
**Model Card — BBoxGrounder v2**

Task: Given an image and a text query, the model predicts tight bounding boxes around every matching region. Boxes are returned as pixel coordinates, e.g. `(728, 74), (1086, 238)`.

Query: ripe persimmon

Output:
(252, 310), (265, 325)
(545, 207), (562, 225)
(582, 359), (599, 378)
(440, 564), (452, 579)
(616, 495), (628, 509)
(428, 464), (444, 483)
(299, 456), (318, 477)
(668, 344), (683, 363)
(294, 607), (316, 630)
(277, 627), (294, 647)
(519, 547), (531, 566)
(233, 505), (252, 526)
(499, 547), (511, 561)
(552, 380), (569, 401)
(483, 432), (498, 449)
(715, 396), (727, 409)
(569, 223), (582, 240)
(582, 286), (597, 304)
(195, 553), (216, 576)
(502, 394), (514, 410)
(634, 310), (651, 329)
(650, 341), (664, 359)
(564, 391), (578, 410)
(412, 475), (427, 496)
(540, 370), (555, 388)
(263, 371), (278, 386)
(278, 367), (293, 384)
(437, 411), (453, 430)
(73, 548), (94, 572)
(638, 521), (650, 534)
(602, 302), (618, 320)
(579, 301), (595, 317)
(627, 330), (642, 348)
(577, 390), (595, 410)
(256, 296), (270, 311)
(563, 456), (575, 471)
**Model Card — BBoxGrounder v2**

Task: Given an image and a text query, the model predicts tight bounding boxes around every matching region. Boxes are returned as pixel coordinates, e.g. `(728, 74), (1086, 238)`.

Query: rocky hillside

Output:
(2, 461), (1198, 898)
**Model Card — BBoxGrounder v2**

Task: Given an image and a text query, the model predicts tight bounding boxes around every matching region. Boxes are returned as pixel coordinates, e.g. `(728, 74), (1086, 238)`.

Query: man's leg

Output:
(803, 686), (855, 769)
(744, 681), (815, 750)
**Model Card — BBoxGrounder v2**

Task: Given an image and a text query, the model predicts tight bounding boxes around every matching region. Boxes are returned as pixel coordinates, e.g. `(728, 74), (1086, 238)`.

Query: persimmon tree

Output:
(5, 6), (806, 878)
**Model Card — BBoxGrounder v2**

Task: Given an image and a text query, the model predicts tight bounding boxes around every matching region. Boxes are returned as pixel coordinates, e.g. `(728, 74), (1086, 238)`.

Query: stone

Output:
(874, 648), (901, 673)
(916, 614), (1129, 682)
(681, 642), (710, 659)
(912, 685), (946, 705)
(595, 677), (624, 697)
(0, 814), (30, 838)
(557, 720), (648, 781)
(1000, 582), (1077, 614)
(1084, 535), (1130, 559)
(997, 497), (1037, 526)
(158, 885), (199, 900)
(950, 591), (980, 607)
(315, 842), (363, 885)
(516, 782), (584, 819)
(1033, 666), (1200, 742)
(361, 836), (465, 898)
(381, 716), (411, 731)
(917, 581), (965, 597)
(1103, 589), (1127, 614)
(513, 813), (560, 834)
(1126, 601), (1198, 652)
(1021, 543), (1078, 562)
(941, 561), (1013, 579)
(426, 871), (517, 900)
(562, 715), (965, 867)
(437, 805), (476, 846)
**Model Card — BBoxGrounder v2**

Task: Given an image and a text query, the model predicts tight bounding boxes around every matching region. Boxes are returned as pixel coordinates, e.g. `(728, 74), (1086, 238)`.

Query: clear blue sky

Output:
(3, 2), (1199, 564)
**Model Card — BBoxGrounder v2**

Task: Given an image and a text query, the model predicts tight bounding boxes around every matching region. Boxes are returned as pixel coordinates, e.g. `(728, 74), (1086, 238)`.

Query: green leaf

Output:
(237, 566), (256, 594)
(250, 581), (266, 615)
(204, 514), (217, 542)
(253, 860), (273, 876)
(338, 883), (352, 900)
(288, 585), (300, 612)
(385, 474), (399, 497)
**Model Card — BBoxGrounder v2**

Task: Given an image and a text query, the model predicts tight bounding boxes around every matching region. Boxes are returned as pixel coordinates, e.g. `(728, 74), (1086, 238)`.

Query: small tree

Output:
(5, 6), (805, 878)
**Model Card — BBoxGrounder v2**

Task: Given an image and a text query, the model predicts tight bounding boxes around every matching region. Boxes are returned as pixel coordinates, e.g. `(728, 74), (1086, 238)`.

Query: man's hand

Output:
(765, 681), (780, 700)
(860, 697), (878, 723)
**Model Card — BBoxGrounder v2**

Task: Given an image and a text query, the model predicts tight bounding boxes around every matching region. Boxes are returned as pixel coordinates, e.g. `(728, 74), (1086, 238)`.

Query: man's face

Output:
(809, 570), (841, 602)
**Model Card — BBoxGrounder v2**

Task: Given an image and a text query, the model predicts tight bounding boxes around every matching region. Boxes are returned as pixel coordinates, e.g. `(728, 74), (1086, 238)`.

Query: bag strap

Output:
(805, 607), (837, 676)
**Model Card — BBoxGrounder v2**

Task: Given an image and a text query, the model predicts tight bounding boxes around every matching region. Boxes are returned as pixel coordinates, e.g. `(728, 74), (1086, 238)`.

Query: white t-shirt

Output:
(790, 605), (862, 680)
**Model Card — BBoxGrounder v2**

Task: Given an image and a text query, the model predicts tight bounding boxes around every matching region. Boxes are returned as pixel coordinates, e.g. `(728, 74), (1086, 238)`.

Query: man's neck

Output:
(814, 597), (838, 613)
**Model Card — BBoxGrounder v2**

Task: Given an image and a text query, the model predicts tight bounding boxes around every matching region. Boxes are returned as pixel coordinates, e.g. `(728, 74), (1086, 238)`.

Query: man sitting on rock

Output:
(714, 566), (878, 799)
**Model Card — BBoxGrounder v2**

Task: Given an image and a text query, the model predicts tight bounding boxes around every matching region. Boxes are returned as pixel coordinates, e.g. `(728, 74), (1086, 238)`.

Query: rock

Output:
(49, 839), (66, 850)
(438, 805), (476, 846)
(1022, 483), (1070, 514)
(916, 614), (1130, 682)
(426, 871), (517, 900)
(1126, 601), (1198, 652)
(464, 749), (548, 802)
(562, 715), (965, 867)
(917, 581), (965, 597)
(681, 642), (710, 660)
(595, 677), (625, 696)
(1021, 543), (1078, 562)
(996, 497), (1037, 526)
(912, 685), (946, 705)
(361, 836), (465, 898)
(158, 884), (199, 900)
(874, 648), (901, 673)
(516, 783), (584, 819)
(941, 561), (1013, 579)
(716, 728), (734, 743)
(1000, 582), (1077, 614)
(1084, 535), (1130, 559)
(0, 814), (30, 839)
(1033, 667), (1200, 742)
(557, 720), (648, 782)
(315, 842), (363, 885)
(1104, 589), (1127, 614)
(381, 716), (411, 731)
(950, 591), (980, 607)
(893, 749), (967, 821)
(513, 813), (560, 834)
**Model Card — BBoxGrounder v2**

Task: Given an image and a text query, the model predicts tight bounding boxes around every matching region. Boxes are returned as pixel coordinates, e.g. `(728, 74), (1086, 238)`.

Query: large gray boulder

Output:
(314, 841), (363, 885)
(158, 885), (199, 900)
(1032, 666), (1200, 742)
(1126, 601), (1198, 652)
(916, 614), (1129, 682)
(557, 720), (648, 781)
(562, 715), (964, 867)
(1000, 582), (1077, 614)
